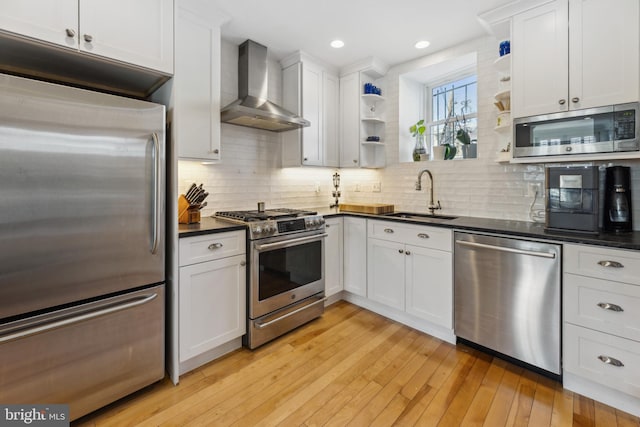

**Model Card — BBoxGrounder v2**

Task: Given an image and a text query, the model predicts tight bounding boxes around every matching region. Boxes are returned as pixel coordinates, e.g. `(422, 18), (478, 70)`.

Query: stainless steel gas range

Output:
(215, 208), (326, 349)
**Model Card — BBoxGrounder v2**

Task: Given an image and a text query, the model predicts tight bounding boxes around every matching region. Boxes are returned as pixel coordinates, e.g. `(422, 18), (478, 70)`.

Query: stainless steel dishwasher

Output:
(454, 232), (561, 375)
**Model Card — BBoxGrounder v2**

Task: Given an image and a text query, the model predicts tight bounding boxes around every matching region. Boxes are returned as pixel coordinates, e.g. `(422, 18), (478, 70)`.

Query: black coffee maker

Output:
(603, 166), (633, 232)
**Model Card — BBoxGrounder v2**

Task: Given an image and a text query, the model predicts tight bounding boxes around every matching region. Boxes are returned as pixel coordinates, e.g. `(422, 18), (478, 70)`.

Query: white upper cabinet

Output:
(512, 0), (639, 118)
(568, 0), (639, 110)
(512, 1), (569, 118)
(281, 53), (339, 167)
(79, 0), (174, 74)
(173, 1), (222, 161)
(339, 72), (361, 167)
(0, 0), (174, 74)
(0, 0), (78, 49)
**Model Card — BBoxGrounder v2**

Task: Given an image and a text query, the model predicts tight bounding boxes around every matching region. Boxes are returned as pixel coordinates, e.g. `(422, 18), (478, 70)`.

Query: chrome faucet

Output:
(415, 169), (442, 215)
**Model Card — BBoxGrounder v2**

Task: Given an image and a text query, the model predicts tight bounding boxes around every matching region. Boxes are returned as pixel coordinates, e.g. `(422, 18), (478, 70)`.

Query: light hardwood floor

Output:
(74, 301), (640, 426)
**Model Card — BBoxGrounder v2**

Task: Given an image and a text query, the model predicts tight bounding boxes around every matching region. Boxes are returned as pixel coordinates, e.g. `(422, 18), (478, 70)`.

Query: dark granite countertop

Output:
(178, 217), (245, 238)
(179, 208), (640, 250)
(318, 206), (640, 250)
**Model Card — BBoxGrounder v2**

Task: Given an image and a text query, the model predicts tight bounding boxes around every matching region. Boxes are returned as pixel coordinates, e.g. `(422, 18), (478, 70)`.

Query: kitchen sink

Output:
(383, 212), (458, 221)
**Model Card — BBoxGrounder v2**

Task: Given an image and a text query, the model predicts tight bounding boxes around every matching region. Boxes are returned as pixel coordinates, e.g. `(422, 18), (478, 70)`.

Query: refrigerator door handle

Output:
(151, 132), (161, 254)
(0, 293), (158, 345)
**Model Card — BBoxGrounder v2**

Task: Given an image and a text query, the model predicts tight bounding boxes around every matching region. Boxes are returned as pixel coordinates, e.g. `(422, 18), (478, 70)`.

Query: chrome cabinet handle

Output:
(0, 293), (157, 344)
(208, 243), (223, 250)
(598, 355), (624, 367)
(398, 249), (404, 254)
(558, 99), (566, 105)
(213, 149), (219, 154)
(256, 297), (327, 329)
(405, 250), (411, 255)
(456, 240), (556, 259)
(325, 224), (331, 228)
(150, 133), (161, 254)
(240, 260), (246, 266)
(65, 28), (76, 37)
(83, 34), (93, 43)
(353, 159), (358, 164)
(598, 260), (624, 268)
(417, 233), (429, 239)
(572, 97), (580, 103)
(597, 302), (624, 312)
(384, 228), (394, 234)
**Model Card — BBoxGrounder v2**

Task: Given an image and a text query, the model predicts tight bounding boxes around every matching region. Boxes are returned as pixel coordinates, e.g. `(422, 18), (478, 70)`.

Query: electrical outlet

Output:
(372, 182), (381, 192)
(528, 182), (542, 197)
(315, 182), (321, 194)
(355, 183), (361, 192)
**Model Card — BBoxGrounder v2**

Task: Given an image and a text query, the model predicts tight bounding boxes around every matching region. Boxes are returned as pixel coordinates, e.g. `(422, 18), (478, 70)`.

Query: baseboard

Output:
(563, 372), (640, 417)
(178, 337), (242, 378)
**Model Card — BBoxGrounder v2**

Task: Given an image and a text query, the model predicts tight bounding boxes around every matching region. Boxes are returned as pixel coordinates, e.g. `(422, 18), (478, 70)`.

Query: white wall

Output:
(178, 37), (640, 228)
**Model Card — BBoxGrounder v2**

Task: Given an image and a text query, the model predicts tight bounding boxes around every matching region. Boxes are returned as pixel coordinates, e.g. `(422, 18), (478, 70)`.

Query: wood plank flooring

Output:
(73, 301), (640, 426)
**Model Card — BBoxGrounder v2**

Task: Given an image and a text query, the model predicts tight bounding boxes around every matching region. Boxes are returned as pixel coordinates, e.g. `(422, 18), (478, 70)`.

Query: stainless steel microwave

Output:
(513, 102), (639, 159)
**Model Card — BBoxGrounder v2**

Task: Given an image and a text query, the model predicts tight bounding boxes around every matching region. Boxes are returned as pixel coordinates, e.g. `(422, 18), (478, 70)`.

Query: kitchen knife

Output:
(185, 183), (197, 199)
(195, 192), (209, 204)
(198, 202), (207, 210)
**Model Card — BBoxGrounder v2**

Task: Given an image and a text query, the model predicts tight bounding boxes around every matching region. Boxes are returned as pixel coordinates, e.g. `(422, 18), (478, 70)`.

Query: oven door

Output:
(250, 230), (326, 319)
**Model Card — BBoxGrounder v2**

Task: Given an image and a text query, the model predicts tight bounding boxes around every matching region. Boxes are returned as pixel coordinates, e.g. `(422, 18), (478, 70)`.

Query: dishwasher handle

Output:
(455, 239), (557, 259)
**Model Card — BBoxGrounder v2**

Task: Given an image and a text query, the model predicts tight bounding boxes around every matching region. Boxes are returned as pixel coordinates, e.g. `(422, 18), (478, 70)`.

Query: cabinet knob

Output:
(558, 99), (566, 105)
(598, 260), (624, 268)
(213, 149), (219, 154)
(353, 159), (358, 164)
(405, 250), (411, 255)
(240, 260), (246, 266)
(571, 97), (580, 103)
(83, 34), (93, 43)
(325, 224), (331, 228)
(65, 28), (76, 38)
(303, 157), (308, 162)
(208, 243), (223, 250)
(398, 249), (404, 254)
(598, 355), (624, 367)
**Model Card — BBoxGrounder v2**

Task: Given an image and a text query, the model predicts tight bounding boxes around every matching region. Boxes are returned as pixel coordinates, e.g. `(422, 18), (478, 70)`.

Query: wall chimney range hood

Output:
(220, 40), (310, 132)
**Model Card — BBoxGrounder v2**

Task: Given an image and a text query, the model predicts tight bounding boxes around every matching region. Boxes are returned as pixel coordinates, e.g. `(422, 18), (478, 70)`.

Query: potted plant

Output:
(409, 120), (428, 161)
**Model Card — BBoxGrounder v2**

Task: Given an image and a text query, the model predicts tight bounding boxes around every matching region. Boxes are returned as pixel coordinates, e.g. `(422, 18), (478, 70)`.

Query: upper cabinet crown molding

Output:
(477, 0), (555, 37)
(176, 0), (231, 27)
(340, 56), (388, 79)
(280, 50), (338, 76)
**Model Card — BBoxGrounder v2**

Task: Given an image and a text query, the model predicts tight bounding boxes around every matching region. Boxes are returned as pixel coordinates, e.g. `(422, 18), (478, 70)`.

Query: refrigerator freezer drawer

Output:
(0, 285), (165, 421)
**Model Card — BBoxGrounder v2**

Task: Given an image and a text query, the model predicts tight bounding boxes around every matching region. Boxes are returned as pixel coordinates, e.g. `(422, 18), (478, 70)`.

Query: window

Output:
(427, 74), (478, 155)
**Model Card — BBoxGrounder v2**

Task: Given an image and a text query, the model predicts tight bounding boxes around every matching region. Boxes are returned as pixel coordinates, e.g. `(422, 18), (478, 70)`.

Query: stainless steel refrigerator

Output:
(0, 73), (166, 421)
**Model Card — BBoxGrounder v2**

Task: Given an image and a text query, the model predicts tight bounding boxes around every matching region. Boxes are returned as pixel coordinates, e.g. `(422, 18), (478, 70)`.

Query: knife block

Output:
(178, 195), (201, 224)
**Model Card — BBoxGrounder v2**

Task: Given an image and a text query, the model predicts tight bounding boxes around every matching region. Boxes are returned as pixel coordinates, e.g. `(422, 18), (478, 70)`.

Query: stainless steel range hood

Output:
(221, 40), (310, 132)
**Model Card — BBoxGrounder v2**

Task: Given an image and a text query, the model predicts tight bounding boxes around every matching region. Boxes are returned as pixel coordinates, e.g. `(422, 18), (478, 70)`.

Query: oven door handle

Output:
(254, 233), (328, 251)
(255, 297), (327, 329)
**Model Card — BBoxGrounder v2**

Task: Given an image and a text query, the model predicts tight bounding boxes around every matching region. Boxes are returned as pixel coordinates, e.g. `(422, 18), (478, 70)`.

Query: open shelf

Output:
(361, 117), (385, 123)
(361, 94), (386, 102)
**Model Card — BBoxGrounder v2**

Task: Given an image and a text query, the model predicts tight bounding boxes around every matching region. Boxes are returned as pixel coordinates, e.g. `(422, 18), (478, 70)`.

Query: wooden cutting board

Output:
(339, 203), (394, 214)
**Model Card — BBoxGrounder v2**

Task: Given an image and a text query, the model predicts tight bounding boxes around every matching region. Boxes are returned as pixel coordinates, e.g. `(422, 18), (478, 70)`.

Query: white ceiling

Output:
(210, 0), (512, 69)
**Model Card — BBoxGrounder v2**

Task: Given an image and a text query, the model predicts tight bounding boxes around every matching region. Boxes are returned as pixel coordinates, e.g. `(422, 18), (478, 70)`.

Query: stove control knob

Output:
(318, 217), (325, 225)
(264, 224), (275, 235)
(253, 225), (262, 236)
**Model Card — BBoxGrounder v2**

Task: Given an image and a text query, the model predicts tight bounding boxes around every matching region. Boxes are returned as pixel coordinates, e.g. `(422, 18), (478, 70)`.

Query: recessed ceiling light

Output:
(330, 40), (345, 48)
(415, 40), (431, 49)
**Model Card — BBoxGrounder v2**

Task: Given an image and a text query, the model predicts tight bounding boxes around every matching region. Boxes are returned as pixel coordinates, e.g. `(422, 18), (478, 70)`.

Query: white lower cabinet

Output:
(324, 217), (343, 298)
(367, 238), (405, 310)
(405, 244), (453, 328)
(178, 230), (246, 374)
(563, 243), (640, 416)
(343, 217), (367, 297)
(365, 220), (454, 336)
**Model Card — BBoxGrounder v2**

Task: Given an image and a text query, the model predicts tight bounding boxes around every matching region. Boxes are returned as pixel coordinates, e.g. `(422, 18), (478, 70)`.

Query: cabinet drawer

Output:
(564, 323), (640, 398)
(179, 230), (245, 266)
(565, 273), (640, 341)
(564, 244), (640, 285)
(368, 220), (452, 251)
